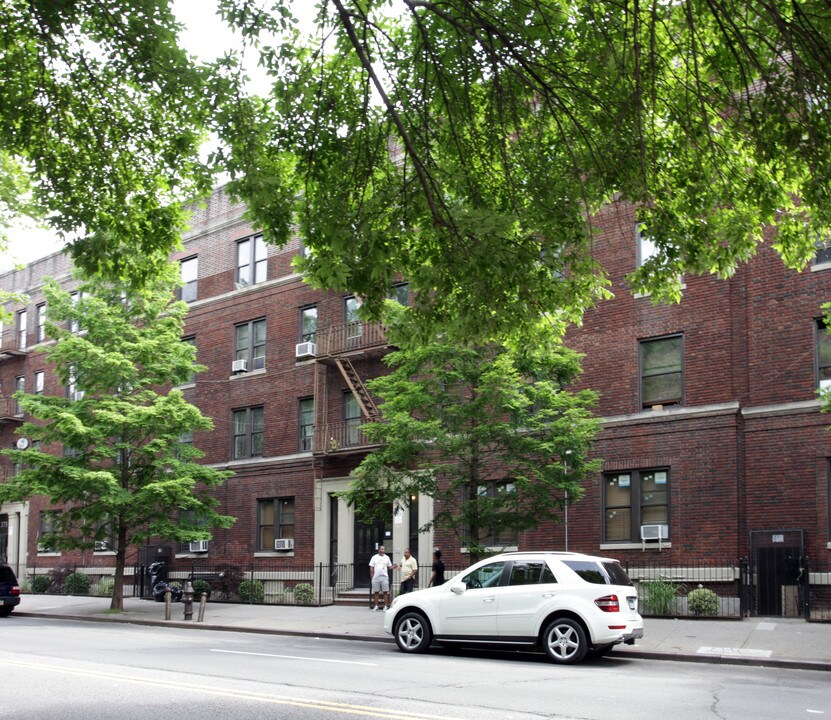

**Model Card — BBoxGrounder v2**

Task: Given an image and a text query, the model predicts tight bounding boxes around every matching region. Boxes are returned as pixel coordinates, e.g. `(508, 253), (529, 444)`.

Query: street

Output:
(1, 616), (829, 719)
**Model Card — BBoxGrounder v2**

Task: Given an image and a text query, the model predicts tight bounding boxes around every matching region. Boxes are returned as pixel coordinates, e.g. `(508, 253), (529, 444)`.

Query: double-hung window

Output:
(636, 223), (657, 268)
(345, 296), (362, 339)
(16, 309), (27, 351)
(35, 303), (46, 343)
(34, 371), (44, 395)
(474, 481), (518, 548)
(233, 406), (264, 459)
(300, 306), (317, 343)
(179, 256), (198, 303)
(237, 234), (268, 287)
(604, 469), (670, 543)
(299, 397), (314, 452)
(388, 283), (409, 306)
(38, 510), (60, 553)
(235, 318), (266, 371)
(640, 334), (683, 408)
(816, 319), (831, 390)
(343, 392), (362, 446)
(257, 497), (295, 551)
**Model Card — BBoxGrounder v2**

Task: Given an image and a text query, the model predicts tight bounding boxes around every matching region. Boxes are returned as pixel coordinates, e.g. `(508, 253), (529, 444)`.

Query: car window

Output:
(0, 566), (17, 584)
(601, 561), (634, 587)
(508, 561), (557, 585)
(562, 560), (609, 584)
(462, 561), (505, 589)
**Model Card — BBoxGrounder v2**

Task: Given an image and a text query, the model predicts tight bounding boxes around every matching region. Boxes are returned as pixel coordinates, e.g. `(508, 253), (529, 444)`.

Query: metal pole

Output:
(183, 581), (194, 621)
(197, 592), (206, 622)
(164, 590), (171, 620)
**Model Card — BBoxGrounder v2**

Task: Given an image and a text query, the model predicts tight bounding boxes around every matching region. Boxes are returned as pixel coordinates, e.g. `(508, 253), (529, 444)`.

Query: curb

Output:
(15, 611), (831, 671)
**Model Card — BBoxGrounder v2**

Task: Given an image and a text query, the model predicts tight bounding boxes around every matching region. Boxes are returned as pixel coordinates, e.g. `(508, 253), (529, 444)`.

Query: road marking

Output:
(0, 658), (452, 719)
(211, 648), (377, 666)
(697, 647), (772, 658)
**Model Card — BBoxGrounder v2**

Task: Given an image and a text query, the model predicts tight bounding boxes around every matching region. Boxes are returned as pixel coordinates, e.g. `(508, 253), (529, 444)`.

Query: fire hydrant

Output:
(183, 580), (194, 621)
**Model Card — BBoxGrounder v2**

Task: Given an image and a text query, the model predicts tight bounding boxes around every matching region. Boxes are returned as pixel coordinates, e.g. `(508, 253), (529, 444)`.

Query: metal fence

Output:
(21, 558), (831, 621)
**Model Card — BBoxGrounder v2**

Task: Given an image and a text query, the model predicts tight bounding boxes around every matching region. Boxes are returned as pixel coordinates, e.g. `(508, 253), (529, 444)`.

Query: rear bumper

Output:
(1, 597), (21, 609)
(619, 625), (644, 645)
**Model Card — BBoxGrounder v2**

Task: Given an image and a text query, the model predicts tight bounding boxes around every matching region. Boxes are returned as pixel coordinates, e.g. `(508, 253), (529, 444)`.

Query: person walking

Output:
(428, 548), (445, 587)
(368, 545), (394, 611)
(398, 547), (418, 595)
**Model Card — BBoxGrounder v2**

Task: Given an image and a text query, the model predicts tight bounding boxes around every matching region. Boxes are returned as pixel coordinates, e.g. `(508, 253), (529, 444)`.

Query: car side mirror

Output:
(450, 582), (466, 595)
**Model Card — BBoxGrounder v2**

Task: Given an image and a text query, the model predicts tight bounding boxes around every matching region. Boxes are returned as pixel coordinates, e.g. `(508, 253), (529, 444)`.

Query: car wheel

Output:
(0, 607), (12, 618)
(393, 611), (432, 653)
(541, 618), (588, 664)
(587, 643), (615, 658)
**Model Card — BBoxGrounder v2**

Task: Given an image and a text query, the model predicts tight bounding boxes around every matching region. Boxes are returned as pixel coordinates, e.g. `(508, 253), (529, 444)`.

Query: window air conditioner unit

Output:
(231, 359), (248, 374)
(295, 342), (316, 359)
(189, 540), (209, 553)
(640, 524), (669, 551)
(274, 538), (294, 551)
(94, 541), (110, 552)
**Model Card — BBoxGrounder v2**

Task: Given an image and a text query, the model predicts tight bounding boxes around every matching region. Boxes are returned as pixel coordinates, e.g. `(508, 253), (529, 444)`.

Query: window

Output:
(34, 371), (44, 395)
(93, 517), (115, 552)
(817, 320), (831, 390)
(69, 291), (84, 333)
(16, 309), (27, 350)
(636, 223), (657, 268)
(388, 283), (409, 306)
(475, 481), (518, 548)
(604, 469), (669, 543)
(461, 561), (506, 590)
(179, 256), (198, 303)
(182, 336), (197, 384)
(299, 397), (314, 452)
(640, 334), (683, 408)
(235, 319), (266, 371)
(345, 296), (362, 339)
(508, 561), (557, 586)
(300, 306), (318, 343)
(233, 406), (264, 459)
(237, 234), (268, 287)
(38, 510), (60, 553)
(13, 376), (24, 415)
(35, 303), (46, 343)
(343, 392), (362, 446)
(67, 365), (84, 401)
(257, 497), (295, 551)
(814, 238), (831, 266)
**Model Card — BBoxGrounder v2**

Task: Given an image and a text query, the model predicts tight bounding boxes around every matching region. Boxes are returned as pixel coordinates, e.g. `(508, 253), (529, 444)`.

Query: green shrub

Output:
(63, 572), (91, 595)
(31, 574), (51, 593)
(91, 578), (114, 597)
(293, 583), (314, 605)
(238, 579), (264, 603)
(191, 579), (212, 600)
(640, 578), (685, 615)
(687, 586), (720, 616)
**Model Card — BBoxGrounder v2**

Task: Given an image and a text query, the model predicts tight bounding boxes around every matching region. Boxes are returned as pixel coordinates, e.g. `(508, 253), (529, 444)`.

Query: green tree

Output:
(0, 271), (234, 610)
(341, 323), (601, 560)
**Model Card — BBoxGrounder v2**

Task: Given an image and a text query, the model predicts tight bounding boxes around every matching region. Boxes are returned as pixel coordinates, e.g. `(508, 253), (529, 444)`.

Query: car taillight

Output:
(594, 594), (620, 612)
(11, 586), (20, 596)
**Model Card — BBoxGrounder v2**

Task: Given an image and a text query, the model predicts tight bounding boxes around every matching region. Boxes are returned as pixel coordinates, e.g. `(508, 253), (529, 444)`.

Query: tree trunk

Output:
(110, 521), (128, 611)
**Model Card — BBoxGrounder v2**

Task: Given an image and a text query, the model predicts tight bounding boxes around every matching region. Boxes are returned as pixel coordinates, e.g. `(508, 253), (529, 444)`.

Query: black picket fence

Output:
(22, 557), (831, 621)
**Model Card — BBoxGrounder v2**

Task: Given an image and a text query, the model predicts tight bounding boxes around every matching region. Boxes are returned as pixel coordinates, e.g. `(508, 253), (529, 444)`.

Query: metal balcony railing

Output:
(313, 420), (381, 454)
(316, 322), (387, 357)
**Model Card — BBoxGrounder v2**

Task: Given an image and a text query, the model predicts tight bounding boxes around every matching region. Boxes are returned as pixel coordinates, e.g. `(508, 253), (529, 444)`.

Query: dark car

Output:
(0, 564), (21, 617)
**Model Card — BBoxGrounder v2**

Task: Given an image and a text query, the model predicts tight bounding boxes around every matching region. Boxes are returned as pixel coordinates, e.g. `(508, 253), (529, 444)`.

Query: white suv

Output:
(383, 551), (643, 664)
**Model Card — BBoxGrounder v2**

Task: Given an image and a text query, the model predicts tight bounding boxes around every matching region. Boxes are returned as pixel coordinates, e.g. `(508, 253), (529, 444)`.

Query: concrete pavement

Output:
(11, 593), (831, 671)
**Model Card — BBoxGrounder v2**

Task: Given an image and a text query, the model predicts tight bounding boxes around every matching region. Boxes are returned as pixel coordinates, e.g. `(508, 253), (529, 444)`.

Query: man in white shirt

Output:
(368, 545), (394, 611)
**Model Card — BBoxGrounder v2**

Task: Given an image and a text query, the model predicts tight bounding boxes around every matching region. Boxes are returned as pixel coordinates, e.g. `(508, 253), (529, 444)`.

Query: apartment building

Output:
(1, 186), (829, 614)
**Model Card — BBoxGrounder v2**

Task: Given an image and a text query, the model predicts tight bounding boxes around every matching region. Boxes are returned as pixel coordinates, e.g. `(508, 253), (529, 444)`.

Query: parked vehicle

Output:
(383, 551), (643, 664)
(0, 564), (21, 617)
(148, 561), (183, 602)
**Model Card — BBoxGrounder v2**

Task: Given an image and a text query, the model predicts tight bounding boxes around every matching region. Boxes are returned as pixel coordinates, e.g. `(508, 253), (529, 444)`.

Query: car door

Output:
(439, 560), (506, 638)
(496, 560), (560, 640)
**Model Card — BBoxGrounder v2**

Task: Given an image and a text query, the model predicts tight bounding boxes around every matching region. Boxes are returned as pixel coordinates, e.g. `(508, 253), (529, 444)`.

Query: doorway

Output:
(750, 529), (805, 617)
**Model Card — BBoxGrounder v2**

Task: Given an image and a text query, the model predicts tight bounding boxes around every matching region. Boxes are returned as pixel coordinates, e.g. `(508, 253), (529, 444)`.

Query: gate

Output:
(749, 529), (806, 617)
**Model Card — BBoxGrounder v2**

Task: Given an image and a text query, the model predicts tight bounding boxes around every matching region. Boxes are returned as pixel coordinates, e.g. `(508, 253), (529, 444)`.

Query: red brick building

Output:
(1, 186), (829, 613)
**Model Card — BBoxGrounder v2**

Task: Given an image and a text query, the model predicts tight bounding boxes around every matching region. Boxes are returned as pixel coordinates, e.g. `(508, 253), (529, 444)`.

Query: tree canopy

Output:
(341, 327), (601, 559)
(3, 1), (831, 339)
(0, 271), (234, 610)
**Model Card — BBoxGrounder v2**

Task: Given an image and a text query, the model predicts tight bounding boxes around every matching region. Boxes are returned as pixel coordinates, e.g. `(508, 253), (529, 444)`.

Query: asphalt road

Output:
(2, 616), (830, 720)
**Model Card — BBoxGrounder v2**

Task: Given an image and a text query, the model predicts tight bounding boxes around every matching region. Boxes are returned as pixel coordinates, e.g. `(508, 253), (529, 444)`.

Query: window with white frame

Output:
(344, 296), (362, 338)
(814, 237), (831, 267)
(636, 223), (658, 268)
(299, 397), (314, 452)
(67, 365), (84, 401)
(16, 309), (27, 350)
(300, 306), (317, 343)
(233, 406), (264, 459)
(640, 334), (683, 408)
(34, 371), (44, 395)
(38, 510), (61, 553)
(13, 376), (24, 415)
(235, 318), (266, 371)
(257, 497), (295, 551)
(179, 256), (198, 303)
(237, 234), (268, 287)
(35, 303), (46, 343)
(817, 319), (831, 390)
(604, 469), (669, 543)
(343, 392), (362, 446)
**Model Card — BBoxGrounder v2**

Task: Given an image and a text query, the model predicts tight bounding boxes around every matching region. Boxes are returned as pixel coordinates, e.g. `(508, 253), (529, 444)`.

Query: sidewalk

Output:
(13, 594), (831, 671)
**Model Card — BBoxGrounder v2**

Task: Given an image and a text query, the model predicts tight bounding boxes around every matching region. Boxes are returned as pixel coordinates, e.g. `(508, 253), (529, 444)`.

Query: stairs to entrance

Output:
(334, 587), (373, 607)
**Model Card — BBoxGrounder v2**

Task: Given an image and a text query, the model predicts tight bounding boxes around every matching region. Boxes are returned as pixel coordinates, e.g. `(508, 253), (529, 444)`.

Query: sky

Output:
(1, 0), (268, 272)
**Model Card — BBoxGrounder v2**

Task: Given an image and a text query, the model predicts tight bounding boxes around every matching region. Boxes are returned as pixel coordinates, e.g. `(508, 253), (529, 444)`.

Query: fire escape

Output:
(310, 320), (388, 456)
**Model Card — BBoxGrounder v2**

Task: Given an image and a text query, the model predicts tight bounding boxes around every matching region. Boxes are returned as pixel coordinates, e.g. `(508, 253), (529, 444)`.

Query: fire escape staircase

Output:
(334, 357), (380, 420)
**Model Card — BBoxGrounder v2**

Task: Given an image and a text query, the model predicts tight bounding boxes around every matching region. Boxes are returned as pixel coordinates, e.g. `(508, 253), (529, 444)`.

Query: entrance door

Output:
(750, 529), (805, 617)
(354, 513), (393, 587)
